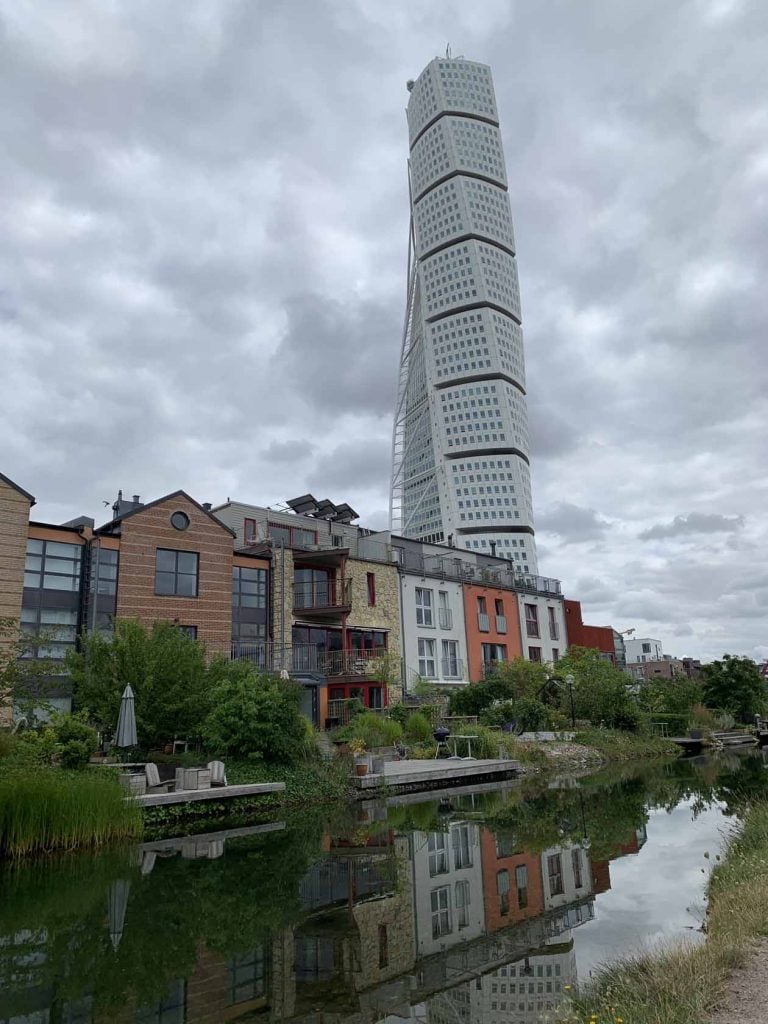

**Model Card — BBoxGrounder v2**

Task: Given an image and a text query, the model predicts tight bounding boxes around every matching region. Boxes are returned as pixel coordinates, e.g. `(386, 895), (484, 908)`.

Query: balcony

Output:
(231, 642), (389, 679)
(495, 615), (507, 634)
(477, 612), (490, 632)
(293, 578), (352, 615)
(438, 607), (453, 630)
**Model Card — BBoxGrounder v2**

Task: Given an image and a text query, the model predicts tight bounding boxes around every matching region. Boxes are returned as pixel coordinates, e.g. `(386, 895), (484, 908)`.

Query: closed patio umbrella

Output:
(107, 878), (131, 950)
(115, 684), (137, 748)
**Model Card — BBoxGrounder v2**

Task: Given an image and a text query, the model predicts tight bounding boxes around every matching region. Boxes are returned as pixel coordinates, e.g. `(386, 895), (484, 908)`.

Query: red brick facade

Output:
(563, 599), (615, 662)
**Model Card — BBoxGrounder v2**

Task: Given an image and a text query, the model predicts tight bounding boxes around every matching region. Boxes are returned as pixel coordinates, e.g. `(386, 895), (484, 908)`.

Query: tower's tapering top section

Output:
(406, 57), (499, 147)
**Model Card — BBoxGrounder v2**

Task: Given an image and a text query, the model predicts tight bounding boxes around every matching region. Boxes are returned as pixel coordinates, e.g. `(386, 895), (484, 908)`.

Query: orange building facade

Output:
(463, 582), (523, 682)
(479, 827), (544, 932)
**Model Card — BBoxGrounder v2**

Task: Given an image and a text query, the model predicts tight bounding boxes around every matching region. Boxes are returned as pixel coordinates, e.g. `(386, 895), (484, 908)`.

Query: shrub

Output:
(405, 711), (433, 742)
(349, 713), (403, 749)
(202, 665), (313, 764)
(50, 713), (98, 769)
(480, 697), (548, 732)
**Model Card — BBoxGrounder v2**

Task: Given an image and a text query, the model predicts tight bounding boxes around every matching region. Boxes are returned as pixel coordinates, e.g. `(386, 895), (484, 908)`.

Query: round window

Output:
(171, 511), (190, 531)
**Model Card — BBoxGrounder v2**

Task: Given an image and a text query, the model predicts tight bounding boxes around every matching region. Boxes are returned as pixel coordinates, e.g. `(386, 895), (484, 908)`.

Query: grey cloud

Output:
(537, 502), (612, 542)
(0, 0), (766, 660)
(261, 440), (316, 463)
(639, 513), (745, 540)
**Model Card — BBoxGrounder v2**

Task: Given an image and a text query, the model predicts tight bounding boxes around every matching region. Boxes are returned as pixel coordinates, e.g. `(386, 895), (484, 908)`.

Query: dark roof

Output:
(95, 490), (237, 537)
(0, 472), (35, 505)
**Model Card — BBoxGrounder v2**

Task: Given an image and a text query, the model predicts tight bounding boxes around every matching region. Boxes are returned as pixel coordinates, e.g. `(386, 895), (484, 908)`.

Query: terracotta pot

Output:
(355, 761), (368, 777)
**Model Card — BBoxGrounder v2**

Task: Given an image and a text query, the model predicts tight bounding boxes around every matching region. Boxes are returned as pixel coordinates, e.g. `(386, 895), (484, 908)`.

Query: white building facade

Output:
(391, 56), (538, 574)
(399, 572), (471, 689)
(516, 591), (568, 666)
(625, 637), (664, 664)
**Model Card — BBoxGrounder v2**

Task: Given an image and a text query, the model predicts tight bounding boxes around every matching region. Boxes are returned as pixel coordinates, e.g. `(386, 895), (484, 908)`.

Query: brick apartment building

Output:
(562, 600), (616, 663)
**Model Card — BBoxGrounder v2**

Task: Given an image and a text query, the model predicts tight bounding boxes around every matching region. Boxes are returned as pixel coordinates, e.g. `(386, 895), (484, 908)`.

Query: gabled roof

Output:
(0, 471), (35, 506)
(96, 489), (237, 537)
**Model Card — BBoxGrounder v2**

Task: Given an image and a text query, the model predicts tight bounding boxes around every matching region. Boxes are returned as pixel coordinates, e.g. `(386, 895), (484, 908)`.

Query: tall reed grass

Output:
(0, 769), (143, 858)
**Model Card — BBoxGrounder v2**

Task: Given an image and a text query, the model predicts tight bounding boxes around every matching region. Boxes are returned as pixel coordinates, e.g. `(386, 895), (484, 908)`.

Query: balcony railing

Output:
(525, 621), (540, 638)
(477, 612), (490, 632)
(293, 578), (352, 612)
(438, 608), (453, 630)
(495, 615), (507, 634)
(549, 625), (560, 641)
(482, 659), (507, 678)
(231, 642), (389, 678)
(441, 658), (464, 680)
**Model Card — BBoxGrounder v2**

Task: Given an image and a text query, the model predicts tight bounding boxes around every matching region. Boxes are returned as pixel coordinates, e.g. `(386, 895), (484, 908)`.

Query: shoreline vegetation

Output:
(562, 800), (768, 1024)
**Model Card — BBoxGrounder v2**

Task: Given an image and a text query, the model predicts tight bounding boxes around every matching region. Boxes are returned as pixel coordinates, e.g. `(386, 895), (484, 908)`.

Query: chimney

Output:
(489, 540), (497, 557)
(202, 502), (212, 511)
(132, 495), (140, 504)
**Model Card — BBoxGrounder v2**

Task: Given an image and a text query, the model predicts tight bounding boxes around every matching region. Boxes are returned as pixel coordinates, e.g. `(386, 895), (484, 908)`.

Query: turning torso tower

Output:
(390, 56), (537, 574)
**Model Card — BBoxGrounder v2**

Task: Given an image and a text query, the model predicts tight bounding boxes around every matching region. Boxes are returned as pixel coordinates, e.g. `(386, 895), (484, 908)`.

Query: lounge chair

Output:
(207, 760), (227, 787)
(145, 763), (173, 793)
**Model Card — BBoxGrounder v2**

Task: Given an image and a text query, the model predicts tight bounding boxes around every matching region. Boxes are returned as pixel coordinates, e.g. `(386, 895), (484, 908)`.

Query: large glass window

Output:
(525, 603), (540, 637)
(232, 565), (268, 646)
(547, 853), (564, 896)
(293, 566), (333, 608)
(418, 637), (437, 678)
(415, 587), (434, 626)
(431, 886), (452, 938)
(428, 832), (449, 876)
(442, 639), (460, 678)
(155, 549), (198, 597)
(227, 947), (266, 1005)
(548, 606), (559, 640)
(452, 824), (473, 868)
(24, 538), (83, 592)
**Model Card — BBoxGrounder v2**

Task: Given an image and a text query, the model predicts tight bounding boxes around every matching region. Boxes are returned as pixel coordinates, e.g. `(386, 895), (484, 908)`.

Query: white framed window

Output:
(455, 880), (471, 929)
(431, 885), (452, 938)
(452, 824), (473, 868)
(428, 832), (449, 876)
(416, 587), (434, 626)
(442, 639), (460, 678)
(418, 637), (437, 678)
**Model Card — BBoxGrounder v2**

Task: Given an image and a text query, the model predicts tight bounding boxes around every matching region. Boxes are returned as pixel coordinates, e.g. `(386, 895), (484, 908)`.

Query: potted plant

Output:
(349, 738), (369, 776)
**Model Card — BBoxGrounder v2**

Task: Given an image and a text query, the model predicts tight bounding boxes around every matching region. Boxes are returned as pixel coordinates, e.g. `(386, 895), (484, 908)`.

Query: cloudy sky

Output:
(2, 0), (766, 661)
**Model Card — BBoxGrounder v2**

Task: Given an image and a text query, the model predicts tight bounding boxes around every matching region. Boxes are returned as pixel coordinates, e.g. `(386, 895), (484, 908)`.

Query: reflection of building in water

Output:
(479, 826), (544, 933)
(591, 825), (648, 896)
(541, 841), (594, 911)
(411, 822), (486, 957)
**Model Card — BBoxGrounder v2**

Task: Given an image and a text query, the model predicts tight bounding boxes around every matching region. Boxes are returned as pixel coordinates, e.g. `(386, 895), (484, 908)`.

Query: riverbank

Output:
(563, 800), (768, 1024)
(530, 728), (680, 773)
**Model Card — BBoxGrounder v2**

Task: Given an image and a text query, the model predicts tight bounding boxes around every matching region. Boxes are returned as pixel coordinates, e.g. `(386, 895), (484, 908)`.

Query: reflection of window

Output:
(428, 832), (449, 876)
(497, 869), (510, 915)
(227, 947), (266, 1005)
(516, 864), (528, 908)
(155, 549), (198, 597)
(547, 853), (564, 896)
(452, 824), (473, 869)
(572, 848), (583, 889)
(416, 588), (434, 626)
(418, 637), (437, 678)
(496, 835), (515, 858)
(431, 885), (452, 938)
(455, 880), (471, 929)
(136, 979), (186, 1024)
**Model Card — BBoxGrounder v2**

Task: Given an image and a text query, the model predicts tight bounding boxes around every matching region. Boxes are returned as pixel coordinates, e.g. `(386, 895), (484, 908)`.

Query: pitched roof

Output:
(95, 490), (237, 537)
(0, 471), (35, 505)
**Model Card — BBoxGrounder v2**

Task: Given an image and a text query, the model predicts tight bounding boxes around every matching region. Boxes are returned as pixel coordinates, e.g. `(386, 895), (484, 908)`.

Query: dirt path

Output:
(710, 939), (768, 1023)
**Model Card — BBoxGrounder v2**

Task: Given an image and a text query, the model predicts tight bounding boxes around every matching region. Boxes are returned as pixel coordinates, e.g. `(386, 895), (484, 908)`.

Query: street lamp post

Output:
(565, 673), (576, 729)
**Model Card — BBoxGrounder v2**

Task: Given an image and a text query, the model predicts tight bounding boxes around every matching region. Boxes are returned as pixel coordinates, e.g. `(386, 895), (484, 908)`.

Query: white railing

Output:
(477, 612), (490, 632)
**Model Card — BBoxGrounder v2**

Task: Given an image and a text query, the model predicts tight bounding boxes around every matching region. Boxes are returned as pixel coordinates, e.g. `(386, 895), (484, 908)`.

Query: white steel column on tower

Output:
(390, 55), (538, 573)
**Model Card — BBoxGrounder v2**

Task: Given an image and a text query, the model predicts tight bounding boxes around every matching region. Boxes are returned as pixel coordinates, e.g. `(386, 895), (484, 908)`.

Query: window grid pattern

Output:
(410, 117), (507, 201)
(421, 240), (521, 322)
(413, 176), (515, 258)
(407, 59), (497, 144)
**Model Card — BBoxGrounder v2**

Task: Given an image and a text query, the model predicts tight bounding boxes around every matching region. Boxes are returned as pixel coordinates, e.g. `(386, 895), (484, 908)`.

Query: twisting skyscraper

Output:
(390, 56), (537, 574)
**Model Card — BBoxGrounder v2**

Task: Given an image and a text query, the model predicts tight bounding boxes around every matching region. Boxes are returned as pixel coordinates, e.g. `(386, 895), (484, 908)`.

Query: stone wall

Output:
(345, 557), (403, 702)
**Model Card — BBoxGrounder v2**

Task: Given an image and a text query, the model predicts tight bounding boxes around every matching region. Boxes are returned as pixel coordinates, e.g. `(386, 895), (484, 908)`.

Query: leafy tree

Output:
(68, 619), (211, 748)
(449, 657), (548, 717)
(701, 654), (768, 722)
(202, 660), (314, 763)
(556, 647), (640, 730)
(0, 616), (62, 722)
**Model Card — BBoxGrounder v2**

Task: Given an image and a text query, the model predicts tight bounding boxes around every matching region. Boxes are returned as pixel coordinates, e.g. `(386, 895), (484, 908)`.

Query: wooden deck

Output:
(353, 757), (521, 795)
(130, 782), (285, 808)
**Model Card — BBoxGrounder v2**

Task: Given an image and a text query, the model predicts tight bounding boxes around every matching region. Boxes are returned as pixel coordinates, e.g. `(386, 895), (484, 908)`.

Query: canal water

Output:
(1, 752), (766, 1024)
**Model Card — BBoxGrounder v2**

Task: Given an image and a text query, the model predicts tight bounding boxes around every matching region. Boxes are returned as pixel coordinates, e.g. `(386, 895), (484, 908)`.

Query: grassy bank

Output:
(574, 727), (679, 762)
(563, 801), (768, 1024)
(0, 769), (143, 858)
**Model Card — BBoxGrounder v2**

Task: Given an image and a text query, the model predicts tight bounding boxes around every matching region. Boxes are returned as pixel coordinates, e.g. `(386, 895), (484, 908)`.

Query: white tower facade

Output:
(390, 56), (537, 573)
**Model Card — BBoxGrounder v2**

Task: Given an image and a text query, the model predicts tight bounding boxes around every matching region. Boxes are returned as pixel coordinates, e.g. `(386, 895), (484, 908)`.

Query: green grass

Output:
(0, 768), (143, 858)
(225, 756), (353, 805)
(562, 802), (768, 1024)
(575, 727), (679, 761)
